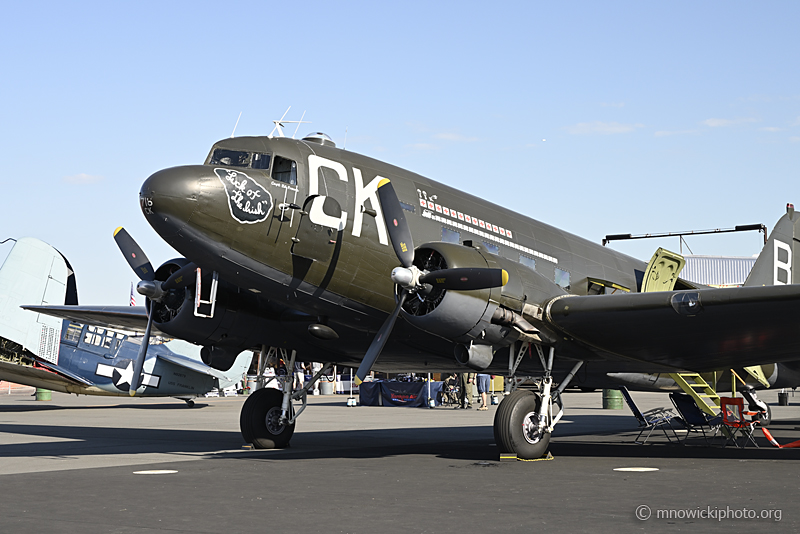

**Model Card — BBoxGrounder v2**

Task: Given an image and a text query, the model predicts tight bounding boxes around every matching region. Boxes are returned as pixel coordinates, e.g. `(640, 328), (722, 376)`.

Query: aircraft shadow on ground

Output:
(1, 414), (799, 462)
(0, 424), (241, 458)
(0, 402), (210, 413)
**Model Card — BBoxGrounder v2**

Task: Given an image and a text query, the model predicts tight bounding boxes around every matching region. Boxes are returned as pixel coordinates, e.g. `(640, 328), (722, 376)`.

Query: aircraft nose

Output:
(139, 166), (202, 237)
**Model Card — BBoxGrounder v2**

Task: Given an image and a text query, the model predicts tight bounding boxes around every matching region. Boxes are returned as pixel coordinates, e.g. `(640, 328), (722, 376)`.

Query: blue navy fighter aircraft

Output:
(0, 237), (250, 405)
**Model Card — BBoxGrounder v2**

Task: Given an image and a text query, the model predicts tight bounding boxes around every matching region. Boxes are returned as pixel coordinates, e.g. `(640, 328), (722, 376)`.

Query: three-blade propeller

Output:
(354, 180), (508, 384)
(113, 227), (195, 396)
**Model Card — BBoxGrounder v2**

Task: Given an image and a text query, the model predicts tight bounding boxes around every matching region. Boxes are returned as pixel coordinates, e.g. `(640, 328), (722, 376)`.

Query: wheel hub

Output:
(522, 410), (544, 445)
(265, 406), (286, 435)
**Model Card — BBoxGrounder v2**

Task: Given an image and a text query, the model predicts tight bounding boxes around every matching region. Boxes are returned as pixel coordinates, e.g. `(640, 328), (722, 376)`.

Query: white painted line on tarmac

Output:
(613, 467), (659, 472)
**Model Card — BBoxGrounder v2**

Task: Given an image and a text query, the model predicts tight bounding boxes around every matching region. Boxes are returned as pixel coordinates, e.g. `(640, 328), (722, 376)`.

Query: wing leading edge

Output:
(20, 305), (156, 335)
(544, 284), (800, 371)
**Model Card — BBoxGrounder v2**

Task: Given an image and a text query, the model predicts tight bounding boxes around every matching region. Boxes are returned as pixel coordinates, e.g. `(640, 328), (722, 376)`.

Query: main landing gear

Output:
(239, 347), (332, 449)
(493, 342), (583, 459)
(240, 388), (295, 448)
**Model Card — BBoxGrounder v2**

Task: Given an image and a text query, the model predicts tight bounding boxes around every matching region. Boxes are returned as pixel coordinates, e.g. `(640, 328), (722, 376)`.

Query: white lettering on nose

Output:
(774, 240), (792, 285)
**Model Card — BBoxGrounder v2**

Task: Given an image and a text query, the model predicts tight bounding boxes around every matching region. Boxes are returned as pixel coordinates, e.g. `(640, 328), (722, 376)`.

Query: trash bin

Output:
(779, 391), (789, 406)
(602, 389), (623, 409)
(246, 375), (258, 395)
(35, 388), (51, 401)
(319, 380), (334, 395)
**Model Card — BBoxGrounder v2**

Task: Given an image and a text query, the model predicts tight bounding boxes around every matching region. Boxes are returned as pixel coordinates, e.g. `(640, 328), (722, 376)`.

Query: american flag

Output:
(130, 282), (136, 306)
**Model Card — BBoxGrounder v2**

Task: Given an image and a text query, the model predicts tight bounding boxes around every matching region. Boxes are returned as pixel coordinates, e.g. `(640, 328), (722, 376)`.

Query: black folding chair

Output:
(669, 392), (723, 445)
(619, 387), (679, 444)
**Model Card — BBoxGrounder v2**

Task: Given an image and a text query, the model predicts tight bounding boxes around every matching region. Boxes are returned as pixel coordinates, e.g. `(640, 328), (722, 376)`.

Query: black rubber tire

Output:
(493, 390), (551, 459)
(185, 400), (195, 408)
(751, 403), (772, 428)
(239, 388), (295, 449)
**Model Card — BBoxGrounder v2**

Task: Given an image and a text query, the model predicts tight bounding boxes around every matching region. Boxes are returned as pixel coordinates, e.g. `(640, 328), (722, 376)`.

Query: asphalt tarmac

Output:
(0, 388), (798, 533)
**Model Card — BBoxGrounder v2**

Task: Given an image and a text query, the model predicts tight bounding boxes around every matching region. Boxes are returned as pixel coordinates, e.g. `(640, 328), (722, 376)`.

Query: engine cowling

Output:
(146, 259), (267, 371)
(400, 242), (525, 344)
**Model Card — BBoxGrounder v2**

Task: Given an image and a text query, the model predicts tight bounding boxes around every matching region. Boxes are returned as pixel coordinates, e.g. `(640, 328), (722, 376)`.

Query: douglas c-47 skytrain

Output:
(29, 128), (800, 458)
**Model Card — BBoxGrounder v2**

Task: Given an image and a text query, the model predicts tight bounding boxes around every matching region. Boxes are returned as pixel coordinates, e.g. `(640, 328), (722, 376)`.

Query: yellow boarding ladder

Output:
(669, 372), (720, 416)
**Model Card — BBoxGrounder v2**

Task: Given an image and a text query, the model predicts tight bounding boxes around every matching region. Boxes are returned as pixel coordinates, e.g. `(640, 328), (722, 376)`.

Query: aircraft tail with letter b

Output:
(744, 204), (800, 287)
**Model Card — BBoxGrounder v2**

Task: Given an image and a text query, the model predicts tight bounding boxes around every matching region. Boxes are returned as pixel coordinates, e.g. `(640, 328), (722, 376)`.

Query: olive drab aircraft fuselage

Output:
(138, 134), (666, 370)
(30, 131), (800, 458)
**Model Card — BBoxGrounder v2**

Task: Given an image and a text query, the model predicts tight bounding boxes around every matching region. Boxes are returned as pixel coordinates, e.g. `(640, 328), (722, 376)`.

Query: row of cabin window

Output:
(441, 226), (571, 291)
(63, 324), (125, 350)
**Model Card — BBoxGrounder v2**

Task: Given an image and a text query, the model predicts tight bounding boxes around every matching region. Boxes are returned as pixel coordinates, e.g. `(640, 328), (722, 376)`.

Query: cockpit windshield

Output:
(251, 152), (270, 169)
(209, 149), (271, 170)
(209, 149), (249, 167)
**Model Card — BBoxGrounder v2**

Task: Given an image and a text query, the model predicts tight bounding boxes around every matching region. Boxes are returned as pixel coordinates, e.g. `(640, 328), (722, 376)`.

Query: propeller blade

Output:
(354, 291), (408, 385)
(418, 268), (509, 291)
(129, 307), (154, 396)
(162, 262), (197, 291)
(113, 227), (155, 281)
(377, 179), (414, 268)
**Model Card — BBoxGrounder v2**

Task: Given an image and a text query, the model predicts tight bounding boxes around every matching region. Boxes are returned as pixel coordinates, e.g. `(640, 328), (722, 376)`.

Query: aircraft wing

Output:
(156, 353), (232, 381)
(0, 359), (93, 387)
(20, 305), (161, 335)
(544, 284), (800, 372)
(35, 359), (95, 386)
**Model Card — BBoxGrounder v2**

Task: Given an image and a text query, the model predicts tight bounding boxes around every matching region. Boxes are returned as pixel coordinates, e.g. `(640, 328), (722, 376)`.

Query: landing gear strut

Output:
(493, 342), (582, 459)
(239, 347), (333, 449)
(741, 386), (772, 427)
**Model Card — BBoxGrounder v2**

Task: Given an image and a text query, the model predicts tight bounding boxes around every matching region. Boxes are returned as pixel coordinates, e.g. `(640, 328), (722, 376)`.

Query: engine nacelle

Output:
(401, 242), (524, 344)
(146, 259), (267, 371)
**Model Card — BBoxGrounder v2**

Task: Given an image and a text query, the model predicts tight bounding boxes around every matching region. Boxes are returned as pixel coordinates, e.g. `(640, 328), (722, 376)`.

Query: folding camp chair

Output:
(619, 387), (678, 444)
(669, 392), (723, 445)
(720, 397), (759, 448)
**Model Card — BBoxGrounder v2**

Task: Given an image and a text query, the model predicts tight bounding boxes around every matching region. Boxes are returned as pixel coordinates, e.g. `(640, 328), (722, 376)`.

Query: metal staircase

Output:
(669, 372), (721, 416)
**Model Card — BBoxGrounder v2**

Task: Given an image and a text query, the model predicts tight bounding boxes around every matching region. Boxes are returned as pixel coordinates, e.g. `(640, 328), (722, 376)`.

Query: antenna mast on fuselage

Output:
(269, 106), (310, 138)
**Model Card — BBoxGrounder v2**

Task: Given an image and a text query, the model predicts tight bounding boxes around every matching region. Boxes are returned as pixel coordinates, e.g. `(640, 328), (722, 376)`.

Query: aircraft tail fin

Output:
(744, 204), (800, 287)
(218, 351), (253, 389)
(0, 238), (77, 363)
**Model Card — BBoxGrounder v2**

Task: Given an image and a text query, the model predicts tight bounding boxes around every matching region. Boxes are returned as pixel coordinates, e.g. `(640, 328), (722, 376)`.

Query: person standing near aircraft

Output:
(459, 373), (475, 409)
(294, 361), (306, 392)
(476, 373), (491, 411)
(311, 362), (322, 394)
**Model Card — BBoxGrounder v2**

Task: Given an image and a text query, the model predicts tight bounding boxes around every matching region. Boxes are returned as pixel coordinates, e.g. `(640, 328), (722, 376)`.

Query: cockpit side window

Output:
(209, 149), (250, 167)
(251, 153), (271, 170)
(272, 156), (297, 185)
(62, 322), (82, 345)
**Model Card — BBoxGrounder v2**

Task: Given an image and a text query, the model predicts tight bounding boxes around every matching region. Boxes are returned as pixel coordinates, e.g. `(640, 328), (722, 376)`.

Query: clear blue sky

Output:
(1, 1), (798, 304)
